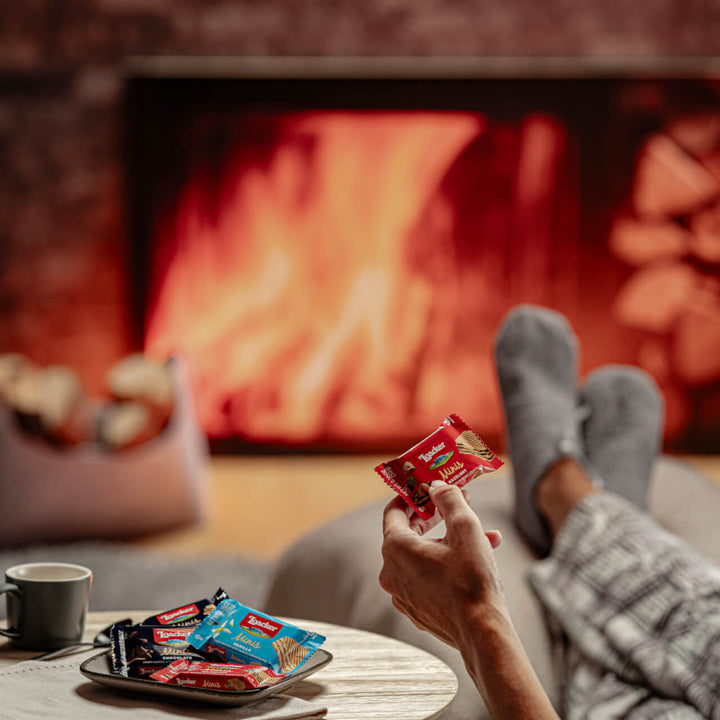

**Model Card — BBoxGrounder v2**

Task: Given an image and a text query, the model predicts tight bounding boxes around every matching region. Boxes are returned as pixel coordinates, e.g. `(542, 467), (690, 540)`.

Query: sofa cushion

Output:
(0, 542), (271, 620)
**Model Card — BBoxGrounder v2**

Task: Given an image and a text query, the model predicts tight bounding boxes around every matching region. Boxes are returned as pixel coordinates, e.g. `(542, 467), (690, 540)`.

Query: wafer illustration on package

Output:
(374, 413), (503, 520)
(272, 636), (311, 674)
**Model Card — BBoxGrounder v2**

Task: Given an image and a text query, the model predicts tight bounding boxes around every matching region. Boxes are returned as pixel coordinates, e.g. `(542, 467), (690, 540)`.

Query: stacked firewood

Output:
(611, 111), (720, 356)
(608, 109), (720, 441)
(0, 353), (174, 450)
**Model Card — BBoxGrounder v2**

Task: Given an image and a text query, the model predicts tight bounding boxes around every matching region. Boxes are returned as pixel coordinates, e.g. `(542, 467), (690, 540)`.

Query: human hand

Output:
(404, 487), (502, 547)
(379, 481), (506, 649)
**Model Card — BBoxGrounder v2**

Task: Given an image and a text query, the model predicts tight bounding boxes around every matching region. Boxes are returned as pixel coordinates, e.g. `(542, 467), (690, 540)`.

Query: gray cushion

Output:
(0, 542), (271, 619)
(264, 457), (720, 719)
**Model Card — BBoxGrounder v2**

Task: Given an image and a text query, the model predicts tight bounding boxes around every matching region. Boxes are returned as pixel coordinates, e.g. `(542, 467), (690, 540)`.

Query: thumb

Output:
(429, 481), (485, 545)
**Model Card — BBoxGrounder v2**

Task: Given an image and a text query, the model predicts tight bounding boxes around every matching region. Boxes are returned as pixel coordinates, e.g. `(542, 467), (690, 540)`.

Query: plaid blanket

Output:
(527, 493), (720, 719)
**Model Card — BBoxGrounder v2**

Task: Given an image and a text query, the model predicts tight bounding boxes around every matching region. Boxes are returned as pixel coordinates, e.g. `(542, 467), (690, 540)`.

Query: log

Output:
(98, 401), (164, 450)
(7, 365), (95, 445)
(0, 354), (34, 405)
(666, 111), (720, 158)
(609, 217), (689, 266)
(613, 262), (698, 333)
(689, 201), (720, 263)
(107, 354), (174, 428)
(633, 134), (719, 218)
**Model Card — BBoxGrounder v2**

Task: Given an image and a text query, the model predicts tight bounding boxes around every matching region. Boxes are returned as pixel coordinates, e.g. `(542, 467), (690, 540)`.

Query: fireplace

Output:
(123, 57), (720, 453)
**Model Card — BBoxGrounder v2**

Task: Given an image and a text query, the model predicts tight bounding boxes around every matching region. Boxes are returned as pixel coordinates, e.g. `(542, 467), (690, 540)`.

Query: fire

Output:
(145, 111), (572, 448)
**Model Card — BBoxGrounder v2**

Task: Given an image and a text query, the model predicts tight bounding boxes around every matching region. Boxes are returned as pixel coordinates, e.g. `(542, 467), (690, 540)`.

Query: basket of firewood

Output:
(0, 354), (209, 546)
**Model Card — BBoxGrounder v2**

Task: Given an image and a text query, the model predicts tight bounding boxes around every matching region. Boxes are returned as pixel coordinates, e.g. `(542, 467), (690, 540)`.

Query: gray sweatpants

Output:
(528, 493), (720, 719)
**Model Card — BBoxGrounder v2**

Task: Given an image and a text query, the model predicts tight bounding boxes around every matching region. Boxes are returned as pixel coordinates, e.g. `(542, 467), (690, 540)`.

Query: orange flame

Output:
(145, 111), (573, 448)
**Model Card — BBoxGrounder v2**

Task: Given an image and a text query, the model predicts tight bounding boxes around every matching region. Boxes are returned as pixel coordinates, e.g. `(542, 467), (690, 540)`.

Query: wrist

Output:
(454, 597), (515, 668)
(456, 601), (559, 719)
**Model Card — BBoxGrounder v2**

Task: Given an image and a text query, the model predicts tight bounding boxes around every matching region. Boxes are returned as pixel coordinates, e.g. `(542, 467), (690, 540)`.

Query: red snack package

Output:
(374, 414), (503, 520)
(150, 658), (284, 691)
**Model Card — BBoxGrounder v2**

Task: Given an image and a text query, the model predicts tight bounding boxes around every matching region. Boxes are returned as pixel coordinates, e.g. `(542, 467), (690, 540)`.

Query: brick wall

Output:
(1, 0), (719, 394)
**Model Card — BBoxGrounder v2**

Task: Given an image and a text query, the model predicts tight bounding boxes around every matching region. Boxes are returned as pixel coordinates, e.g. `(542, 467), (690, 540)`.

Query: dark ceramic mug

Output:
(0, 562), (92, 650)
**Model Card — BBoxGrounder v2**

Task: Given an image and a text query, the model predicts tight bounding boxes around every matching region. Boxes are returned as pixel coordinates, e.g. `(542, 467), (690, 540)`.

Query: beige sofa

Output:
(265, 457), (720, 719)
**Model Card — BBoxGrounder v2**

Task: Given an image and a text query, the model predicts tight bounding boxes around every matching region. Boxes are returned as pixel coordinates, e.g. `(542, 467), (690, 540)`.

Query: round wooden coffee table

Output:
(1, 610), (458, 720)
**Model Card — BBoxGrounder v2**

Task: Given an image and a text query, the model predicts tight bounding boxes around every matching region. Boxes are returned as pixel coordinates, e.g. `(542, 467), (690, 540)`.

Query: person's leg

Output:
(494, 305), (665, 550)
(495, 305), (720, 718)
(494, 305), (584, 555)
(519, 369), (663, 543)
(534, 457), (597, 539)
(529, 488), (720, 719)
(528, 440), (720, 718)
(581, 365), (664, 509)
(561, 651), (705, 720)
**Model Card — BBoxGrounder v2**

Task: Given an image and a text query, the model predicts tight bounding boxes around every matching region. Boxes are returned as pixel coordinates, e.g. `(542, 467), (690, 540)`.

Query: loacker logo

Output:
(240, 613), (282, 638)
(153, 628), (192, 644)
(207, 643), (227, 660)
(157, 604), (199, 625)
(419, 443), (445, 464)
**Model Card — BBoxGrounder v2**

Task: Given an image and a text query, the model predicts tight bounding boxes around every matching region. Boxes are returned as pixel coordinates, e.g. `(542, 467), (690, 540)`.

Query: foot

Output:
(581, 365), (664, 510)
(536, 457), (598, 539)
(494, 305), (582, 556)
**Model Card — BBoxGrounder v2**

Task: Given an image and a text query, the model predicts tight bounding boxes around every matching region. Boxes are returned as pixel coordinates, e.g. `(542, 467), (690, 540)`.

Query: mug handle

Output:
(0, 582), (21, 638)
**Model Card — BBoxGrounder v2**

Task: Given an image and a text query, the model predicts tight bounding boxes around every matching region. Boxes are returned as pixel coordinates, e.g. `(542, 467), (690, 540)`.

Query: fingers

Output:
(391, 596), (409, 616)
(383, 493), (442, 537)
(485, 529), (503, 549)
(409, 512), (442, 535)
(384, 484), (502, 549)
(382, 496), (416, 539)
(428, 480), (467, 516)
(429, 481), (485, 545)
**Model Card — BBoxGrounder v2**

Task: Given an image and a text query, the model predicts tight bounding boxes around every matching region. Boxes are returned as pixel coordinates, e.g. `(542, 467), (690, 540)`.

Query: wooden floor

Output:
(130, 455), (393, 562)
(131, 454), (720, 563)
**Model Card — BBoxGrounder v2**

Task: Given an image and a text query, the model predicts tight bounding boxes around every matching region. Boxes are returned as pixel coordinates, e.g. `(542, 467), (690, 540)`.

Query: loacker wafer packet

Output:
(375, 413), (503, 520)
(188, 599), (325, 675)
(110, 624), (207, 678)
(149, 658), (284, 690)
(110, 589), (229, 678)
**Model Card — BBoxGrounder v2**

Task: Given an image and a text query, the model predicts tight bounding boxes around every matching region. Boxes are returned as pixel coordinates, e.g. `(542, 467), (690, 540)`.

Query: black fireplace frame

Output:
(121, 56), (720, 454)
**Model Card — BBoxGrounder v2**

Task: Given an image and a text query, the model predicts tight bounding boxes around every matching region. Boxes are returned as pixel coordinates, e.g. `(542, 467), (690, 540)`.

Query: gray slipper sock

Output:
(494, 305), (582, 556)
(581, 365), (664, 510)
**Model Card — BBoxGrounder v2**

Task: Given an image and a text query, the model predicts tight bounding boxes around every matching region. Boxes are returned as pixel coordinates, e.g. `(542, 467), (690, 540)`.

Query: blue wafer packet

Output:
(187, 599), (326, 675)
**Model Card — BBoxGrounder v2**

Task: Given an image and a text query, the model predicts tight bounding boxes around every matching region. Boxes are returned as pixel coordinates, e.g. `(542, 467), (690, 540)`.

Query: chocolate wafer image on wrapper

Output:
(455, 430), (497, 461)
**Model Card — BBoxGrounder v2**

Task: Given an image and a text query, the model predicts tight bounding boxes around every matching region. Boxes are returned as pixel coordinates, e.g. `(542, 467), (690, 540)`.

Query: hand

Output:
(379, 481), (507, 649)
